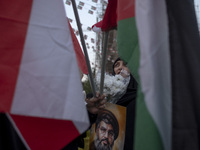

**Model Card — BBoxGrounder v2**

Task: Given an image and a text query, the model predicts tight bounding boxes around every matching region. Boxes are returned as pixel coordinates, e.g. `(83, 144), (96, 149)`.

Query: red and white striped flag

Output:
(0, 0), (89, 149)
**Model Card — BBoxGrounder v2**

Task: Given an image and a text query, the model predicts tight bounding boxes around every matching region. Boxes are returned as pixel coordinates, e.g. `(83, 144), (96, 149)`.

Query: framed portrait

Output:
(89, 103), (126, 150)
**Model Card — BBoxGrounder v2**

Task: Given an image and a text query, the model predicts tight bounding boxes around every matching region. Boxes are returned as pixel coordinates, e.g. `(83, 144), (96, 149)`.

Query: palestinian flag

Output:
(134, 0), (200, 150)
(0, 0), (89, 149)
(117, 0), (140, 82)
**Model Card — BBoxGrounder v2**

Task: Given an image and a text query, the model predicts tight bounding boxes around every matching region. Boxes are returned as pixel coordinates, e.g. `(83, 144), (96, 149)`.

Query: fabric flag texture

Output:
(68, 19), (88, 75)
(101, 0), (117, 31)
(165, 0), (200, 149)
(92, 0), (117, 32)
(117, 0), (140, 82)
(134, 0), (171, 149)
(0, 0), (89, 149)
(116, 1), (148, 150)
(135, 0), (200, 150)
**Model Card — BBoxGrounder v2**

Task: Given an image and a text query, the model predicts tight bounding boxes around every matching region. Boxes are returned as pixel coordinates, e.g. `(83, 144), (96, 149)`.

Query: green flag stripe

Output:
(134, 86), (164, 150)
(134, 0), (171, 149)
(117, 18), (139, 82)
(117, 17), (165, 150)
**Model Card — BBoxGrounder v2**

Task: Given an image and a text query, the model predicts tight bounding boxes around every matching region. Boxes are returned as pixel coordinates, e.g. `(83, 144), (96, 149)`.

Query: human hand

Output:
(85, 92), (107, 114)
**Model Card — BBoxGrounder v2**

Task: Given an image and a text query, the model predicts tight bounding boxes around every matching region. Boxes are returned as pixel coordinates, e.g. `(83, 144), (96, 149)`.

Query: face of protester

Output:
(94, 121), (115, 150)
(113, 60), (130, 78)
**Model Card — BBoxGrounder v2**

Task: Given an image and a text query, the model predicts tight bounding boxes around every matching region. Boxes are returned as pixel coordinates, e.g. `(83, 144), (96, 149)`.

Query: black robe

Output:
(0, 113), (27, 150)
(116, 75), (137, 150)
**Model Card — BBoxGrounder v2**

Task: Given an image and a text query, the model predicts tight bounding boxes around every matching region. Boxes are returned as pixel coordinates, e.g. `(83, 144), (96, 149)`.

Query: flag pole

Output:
(71, 0), (96, 96)
(99, 31), (109, 95)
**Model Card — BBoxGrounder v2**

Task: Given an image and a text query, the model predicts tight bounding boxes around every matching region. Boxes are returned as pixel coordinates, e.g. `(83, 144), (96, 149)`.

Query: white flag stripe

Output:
(11, 0), (89, 132)
(136, 0), (171, 150)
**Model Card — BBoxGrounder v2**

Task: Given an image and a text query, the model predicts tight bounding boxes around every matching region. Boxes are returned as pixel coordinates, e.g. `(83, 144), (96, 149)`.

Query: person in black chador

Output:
(63, 57), (138, 150)
(86, 57), (138, 150)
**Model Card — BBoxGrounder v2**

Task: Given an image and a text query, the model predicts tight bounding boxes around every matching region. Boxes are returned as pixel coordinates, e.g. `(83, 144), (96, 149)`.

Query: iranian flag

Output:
(0, 0), (89, 149)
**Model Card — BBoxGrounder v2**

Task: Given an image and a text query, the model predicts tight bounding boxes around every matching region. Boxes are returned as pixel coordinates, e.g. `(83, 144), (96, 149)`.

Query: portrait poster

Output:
(89, 103), (126, 150)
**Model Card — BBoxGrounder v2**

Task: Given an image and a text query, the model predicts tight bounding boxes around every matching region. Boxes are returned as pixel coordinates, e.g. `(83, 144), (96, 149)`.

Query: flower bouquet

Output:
(95, 70), (130, 104)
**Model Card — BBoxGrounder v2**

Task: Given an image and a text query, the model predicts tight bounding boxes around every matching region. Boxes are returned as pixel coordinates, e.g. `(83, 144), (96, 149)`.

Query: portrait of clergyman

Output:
(89, 103), (126, 150)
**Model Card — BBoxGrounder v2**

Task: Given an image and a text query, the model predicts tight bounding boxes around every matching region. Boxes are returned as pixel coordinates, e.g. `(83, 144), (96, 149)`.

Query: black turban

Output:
(95, 109), (119, 140)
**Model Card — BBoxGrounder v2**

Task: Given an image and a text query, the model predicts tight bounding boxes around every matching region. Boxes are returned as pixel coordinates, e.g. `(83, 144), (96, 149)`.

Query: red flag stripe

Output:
(0, 0), (33, 112)
(68, 20), (88, 74)
(101, 0), (117, 31)
(10, 114), (80, 150)
(117, 0), (135, 21)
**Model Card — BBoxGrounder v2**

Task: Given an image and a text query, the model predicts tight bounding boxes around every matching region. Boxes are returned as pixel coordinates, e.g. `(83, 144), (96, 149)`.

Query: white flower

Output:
(95, 72), (130, 103)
